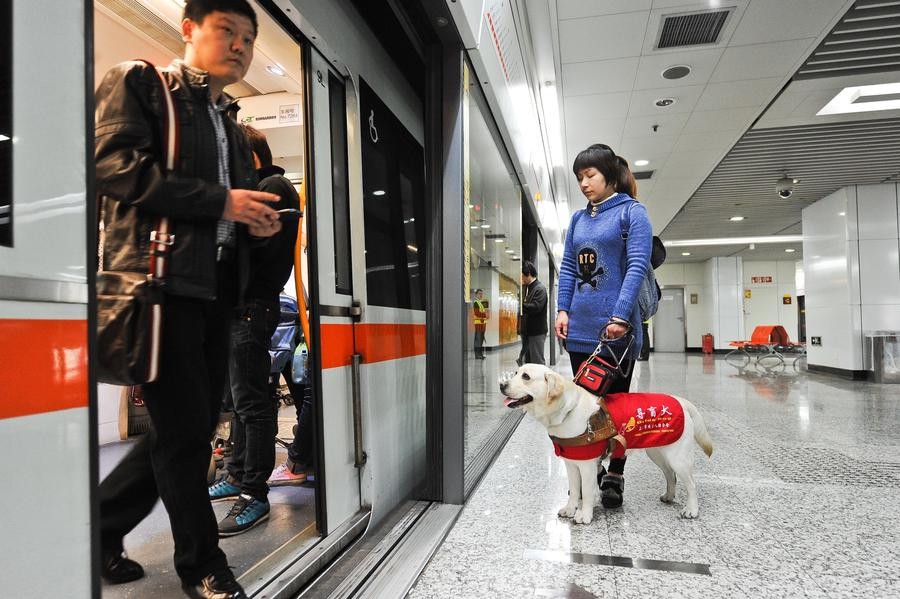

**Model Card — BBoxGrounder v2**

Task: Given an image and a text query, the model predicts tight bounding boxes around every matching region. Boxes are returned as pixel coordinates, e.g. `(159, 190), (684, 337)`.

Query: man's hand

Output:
(224, 189), (280, 229)
(555, 311), (569, 340)
(249, 219), (282, 238)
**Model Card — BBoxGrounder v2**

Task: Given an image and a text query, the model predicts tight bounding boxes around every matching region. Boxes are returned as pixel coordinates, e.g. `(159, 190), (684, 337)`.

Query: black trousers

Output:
(568, 350), (634, 476)
(282, 364), (315, 470)
(226, 300), (280, 500)
(99, 262), (236, 584)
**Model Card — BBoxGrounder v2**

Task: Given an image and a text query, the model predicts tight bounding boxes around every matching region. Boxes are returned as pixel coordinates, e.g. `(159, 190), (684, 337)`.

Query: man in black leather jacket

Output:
(95, 2), (279, 598)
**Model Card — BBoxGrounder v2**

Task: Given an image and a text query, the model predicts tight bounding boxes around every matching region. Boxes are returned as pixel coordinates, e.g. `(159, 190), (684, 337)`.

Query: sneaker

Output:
(101, 550), (144, 584)
(268, 462), (307, 486)
(218, 494), (270, 537)
(208, 476), (241, 502)
(182, 567), (247, 599)
(600, 473), (625, 509)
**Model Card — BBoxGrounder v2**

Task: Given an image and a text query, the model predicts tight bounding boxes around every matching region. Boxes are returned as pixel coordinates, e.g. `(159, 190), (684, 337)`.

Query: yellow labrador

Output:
(500, 364), (713, 523)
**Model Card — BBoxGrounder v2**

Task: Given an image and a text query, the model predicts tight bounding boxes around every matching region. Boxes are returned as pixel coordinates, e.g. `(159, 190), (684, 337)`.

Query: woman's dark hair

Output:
(522, 261), (538, 278)
(572, 144), (624, 192)
(184, 0), (258, 36)
(616, 156), (637, 198)
(240, 124), (273, 168)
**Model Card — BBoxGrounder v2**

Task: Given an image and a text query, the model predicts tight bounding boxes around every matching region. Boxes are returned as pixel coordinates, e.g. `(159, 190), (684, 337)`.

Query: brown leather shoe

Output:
(182, 568), (247, 599)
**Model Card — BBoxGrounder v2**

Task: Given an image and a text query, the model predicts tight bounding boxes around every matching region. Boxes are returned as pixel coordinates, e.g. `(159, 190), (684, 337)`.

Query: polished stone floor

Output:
(410, 353), (900, 599)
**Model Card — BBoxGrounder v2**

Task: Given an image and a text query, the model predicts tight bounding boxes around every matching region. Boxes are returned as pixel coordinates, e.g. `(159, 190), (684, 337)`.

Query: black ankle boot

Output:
(600, 473), (625, 508)
(101, 550), (144, 584)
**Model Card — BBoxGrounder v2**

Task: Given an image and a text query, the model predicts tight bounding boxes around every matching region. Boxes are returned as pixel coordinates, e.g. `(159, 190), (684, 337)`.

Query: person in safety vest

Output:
(473, 289), (488, 359)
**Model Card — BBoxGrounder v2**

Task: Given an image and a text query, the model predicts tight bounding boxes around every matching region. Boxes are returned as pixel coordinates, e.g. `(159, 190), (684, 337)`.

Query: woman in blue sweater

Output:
(554, 144), (652, 509)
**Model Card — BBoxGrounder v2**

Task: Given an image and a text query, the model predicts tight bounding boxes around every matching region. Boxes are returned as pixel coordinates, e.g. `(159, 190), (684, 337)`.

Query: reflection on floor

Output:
(464, 345), (523, 464)
(412, 353), (900, 598)
(100, 404), (317, 598)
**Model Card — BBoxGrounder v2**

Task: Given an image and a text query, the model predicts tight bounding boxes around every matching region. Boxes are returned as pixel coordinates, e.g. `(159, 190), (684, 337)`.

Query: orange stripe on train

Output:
(0, 319), (88, 420)
(320, 323), (426, 369)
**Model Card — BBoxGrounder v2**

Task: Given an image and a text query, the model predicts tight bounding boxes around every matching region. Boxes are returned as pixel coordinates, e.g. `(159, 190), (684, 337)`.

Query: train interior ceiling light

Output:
(817, 82), (900, 115)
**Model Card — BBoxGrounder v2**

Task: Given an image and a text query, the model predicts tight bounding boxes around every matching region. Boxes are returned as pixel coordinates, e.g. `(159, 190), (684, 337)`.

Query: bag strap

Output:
(138, 60), (179, 281)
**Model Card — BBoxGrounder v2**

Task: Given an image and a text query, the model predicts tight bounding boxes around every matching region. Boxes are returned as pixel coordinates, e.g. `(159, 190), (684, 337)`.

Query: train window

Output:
(0, 0), (11, 247)
(359, 78), (426, 310)
(329, 73), (352, 295)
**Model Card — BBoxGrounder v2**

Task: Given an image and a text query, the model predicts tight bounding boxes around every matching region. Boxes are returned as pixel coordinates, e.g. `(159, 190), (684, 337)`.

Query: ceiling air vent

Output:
(634, 170), (654, 180)
(656, 8), (733, 49)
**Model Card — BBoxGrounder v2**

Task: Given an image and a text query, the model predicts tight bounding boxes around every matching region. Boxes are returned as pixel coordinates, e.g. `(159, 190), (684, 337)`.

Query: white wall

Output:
(655, 262), (708, 347)
(742, 260), (799, 341)
(802, 184), (900, 372)
(656, 258), (742, 350)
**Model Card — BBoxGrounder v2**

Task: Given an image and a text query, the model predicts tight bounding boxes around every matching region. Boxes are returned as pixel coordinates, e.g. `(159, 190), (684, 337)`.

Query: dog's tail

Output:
(683, 399), (713, 457)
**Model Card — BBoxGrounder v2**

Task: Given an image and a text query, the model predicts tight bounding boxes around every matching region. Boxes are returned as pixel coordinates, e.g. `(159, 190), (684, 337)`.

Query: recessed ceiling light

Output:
(470, 225), (479, 229)
(817, 82), (900, 116)
(494, 238), (504, 243)
(681, 252), (691, 256)
(730, 216), (744, 222)
(785, 248), (796, 253)
(266, 64), (287, 77)
(481, 224), (491, 229)
(634, 159), (650, 167)
(655, 98), (675, 107)
(838, 212), (846, 216)
(662, 65), (691, 80)
(505, 249), (515, 254)
(0, 134), (9, 142)
(372, 190), (386, 196)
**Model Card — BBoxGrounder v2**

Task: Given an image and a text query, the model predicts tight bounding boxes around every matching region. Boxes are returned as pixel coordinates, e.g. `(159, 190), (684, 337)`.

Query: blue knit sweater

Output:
(557, 193), (652, 357)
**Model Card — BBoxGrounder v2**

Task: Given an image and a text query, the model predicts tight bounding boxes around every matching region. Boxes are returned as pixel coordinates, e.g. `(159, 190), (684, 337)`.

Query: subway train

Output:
(4, 0), (900, 598)
(1, 0), (563, 597)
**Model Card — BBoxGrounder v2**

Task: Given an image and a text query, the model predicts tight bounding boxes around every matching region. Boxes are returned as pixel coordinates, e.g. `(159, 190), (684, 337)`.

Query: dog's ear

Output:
(545, 370), (565, 399)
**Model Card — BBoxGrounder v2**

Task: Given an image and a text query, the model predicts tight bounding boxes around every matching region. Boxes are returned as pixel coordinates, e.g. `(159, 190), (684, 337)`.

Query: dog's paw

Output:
(558, 504), (577, 518)
(660, 492), (675, 504)
(680, 506), (699, 519)
(574, 508), (593, 524)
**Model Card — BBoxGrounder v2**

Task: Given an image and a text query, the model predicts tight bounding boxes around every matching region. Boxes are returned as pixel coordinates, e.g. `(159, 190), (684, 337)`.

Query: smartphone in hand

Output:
(277, 208), (303, 222)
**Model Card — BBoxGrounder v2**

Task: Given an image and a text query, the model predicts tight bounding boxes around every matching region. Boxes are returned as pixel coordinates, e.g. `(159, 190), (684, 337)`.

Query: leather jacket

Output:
(95, 60), (257, 300)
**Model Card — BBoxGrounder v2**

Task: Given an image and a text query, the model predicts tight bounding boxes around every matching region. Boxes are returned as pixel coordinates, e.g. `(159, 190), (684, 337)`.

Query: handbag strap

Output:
(138, 60), (179, 281)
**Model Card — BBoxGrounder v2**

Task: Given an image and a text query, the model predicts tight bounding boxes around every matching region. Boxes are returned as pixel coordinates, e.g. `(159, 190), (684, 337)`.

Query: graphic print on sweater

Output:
(577, 245), (605, 290)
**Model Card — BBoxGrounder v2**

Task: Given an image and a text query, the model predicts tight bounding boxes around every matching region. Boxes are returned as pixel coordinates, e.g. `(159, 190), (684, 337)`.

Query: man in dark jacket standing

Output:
(209, 124), (300, 536)
(517, 261), (549, 365)
(95, 2), (279, 597)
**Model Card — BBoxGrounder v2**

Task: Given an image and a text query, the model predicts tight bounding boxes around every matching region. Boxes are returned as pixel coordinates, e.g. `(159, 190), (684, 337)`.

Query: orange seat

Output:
(731, 325), (791, 348)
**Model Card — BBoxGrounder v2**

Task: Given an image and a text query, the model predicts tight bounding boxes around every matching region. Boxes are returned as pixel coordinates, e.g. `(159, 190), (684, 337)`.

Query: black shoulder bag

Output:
(96, 61), (177, 385)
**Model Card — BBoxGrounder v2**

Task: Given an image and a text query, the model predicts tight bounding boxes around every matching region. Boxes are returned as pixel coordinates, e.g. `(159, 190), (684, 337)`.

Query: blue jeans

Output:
(226, 300), (280, 500)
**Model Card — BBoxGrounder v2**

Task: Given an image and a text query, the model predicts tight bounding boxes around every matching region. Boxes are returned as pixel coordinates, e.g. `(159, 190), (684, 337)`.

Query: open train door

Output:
(304, 46), (365, 536)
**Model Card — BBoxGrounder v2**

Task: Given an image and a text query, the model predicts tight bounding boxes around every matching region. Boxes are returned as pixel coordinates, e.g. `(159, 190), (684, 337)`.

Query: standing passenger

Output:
(516, 261), (548, 365)
(95, 2), (279, 597)
(554, 144), (651, 509)
(473, 289), (488, 359)
(209, 125), (300, 536)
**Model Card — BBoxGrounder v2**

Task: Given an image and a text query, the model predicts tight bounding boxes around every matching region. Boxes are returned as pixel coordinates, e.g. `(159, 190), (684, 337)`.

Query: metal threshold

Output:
(316, 501), (463, 599)
(243, 509), (371, 598)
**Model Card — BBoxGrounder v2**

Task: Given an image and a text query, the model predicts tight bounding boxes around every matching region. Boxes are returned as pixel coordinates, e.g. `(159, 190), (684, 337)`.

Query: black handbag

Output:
(96, 61), (177, 386)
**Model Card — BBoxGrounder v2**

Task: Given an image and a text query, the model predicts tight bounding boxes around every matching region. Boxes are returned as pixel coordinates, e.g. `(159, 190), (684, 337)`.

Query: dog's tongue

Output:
(503, 397), (517, 407)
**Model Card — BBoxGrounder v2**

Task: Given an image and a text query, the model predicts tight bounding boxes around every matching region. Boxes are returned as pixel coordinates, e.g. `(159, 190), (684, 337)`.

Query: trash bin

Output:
(867, 332), (900, 383)
(702, 333), (714, 354)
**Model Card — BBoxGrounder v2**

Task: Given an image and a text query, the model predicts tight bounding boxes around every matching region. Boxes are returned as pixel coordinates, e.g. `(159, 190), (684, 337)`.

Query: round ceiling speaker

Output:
(662, 65), (691, 80)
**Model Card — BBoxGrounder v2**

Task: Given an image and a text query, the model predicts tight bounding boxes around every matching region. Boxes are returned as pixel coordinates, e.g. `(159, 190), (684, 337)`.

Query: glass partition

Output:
(462, 61), (523, 477)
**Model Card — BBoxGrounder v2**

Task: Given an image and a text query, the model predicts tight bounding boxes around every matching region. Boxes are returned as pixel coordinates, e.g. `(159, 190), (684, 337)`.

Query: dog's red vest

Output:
(552, 393), (685, 461)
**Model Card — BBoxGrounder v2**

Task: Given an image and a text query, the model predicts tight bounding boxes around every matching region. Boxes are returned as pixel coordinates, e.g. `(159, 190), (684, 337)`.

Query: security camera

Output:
(776, 176), (797, 199)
